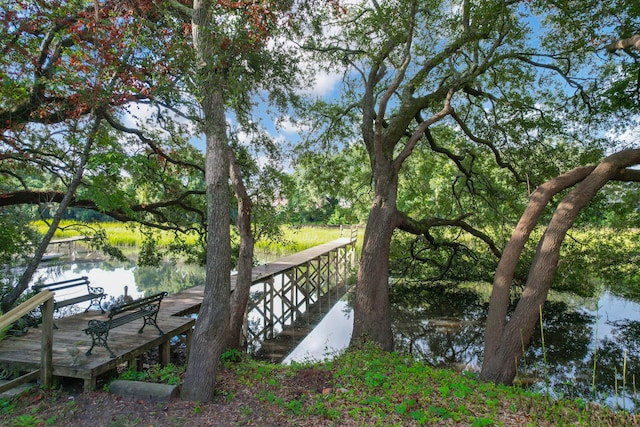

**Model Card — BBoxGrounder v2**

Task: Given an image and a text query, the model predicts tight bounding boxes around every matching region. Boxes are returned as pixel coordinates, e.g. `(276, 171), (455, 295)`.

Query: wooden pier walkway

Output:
(0, 237), (356, 391)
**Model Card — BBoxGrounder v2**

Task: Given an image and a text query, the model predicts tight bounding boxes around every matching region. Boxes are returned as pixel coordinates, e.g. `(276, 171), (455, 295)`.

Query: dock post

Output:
(41, 296), (54, 388)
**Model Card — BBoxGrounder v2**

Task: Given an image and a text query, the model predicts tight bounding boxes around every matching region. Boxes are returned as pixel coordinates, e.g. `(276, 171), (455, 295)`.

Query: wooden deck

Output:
(0, 237), (356, 391)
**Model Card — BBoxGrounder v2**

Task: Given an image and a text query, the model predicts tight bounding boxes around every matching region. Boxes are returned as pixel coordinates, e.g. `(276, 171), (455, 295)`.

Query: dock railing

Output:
(0, 290), (54, 393)
(246, 235), (358, 344)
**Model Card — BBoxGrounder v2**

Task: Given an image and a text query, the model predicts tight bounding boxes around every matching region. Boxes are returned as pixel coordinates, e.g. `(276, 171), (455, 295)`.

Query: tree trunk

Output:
(1, 114), (102, 312)
(350, 168), (398, 351)
(181, 0), (231, 401)
(227, 148), (254, 350)
(181, 84), (231, 401)
(480, 149), (640, 384)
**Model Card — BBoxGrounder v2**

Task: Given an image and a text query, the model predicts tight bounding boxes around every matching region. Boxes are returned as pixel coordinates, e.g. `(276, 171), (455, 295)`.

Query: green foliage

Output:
(137, 230), (163, 267)
(285, 145), (371, 225)
(0, 397), (16, 416)
(220, 348), (244, 365)
(0, 207), (41, 267)
(117, 364), (184, 386)
(232, 344), (632, 426)
(391, 224), (640, 301)
(13, 414), (40, 427)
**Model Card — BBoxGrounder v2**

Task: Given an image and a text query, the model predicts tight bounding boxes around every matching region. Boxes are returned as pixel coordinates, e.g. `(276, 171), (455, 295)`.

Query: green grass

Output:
(232, 345), (637, 426)
(33, 220), (360, 257)
(254, 225), (360, 260)
(1, 345), (636, 426)
(33, 220), (154, 246)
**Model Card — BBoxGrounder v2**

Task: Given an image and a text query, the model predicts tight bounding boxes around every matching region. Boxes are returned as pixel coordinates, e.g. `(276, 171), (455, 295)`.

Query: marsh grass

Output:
(254, 225), (359, 260)
(540, 305), (550, 400)
(33, 220), (150, 246)
(33, 221), (357, 255)
(593, 301), (599, 401)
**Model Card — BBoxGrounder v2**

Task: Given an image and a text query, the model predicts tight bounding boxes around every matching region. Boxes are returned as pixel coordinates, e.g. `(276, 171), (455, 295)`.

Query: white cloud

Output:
(606, 125), (640, 150)
(300, 70), (343, 97)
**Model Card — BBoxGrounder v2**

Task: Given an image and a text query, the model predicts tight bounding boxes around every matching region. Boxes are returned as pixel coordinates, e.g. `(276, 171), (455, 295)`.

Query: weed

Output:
(220, 348), (243, 365)
(108, 415), (139, 426)
(471, 417), (494, 426)
(364, 371), (386, 388)
(13, 414), (40, 427)
(285, 398), (304, 415)
(623, 350), (628, 412)
(395, 398), (415, 414)
(409, 409), (427, 425)
(117, 363), (183, 385)
(0, 397), (16, 415)
(428, 405), (452, 419)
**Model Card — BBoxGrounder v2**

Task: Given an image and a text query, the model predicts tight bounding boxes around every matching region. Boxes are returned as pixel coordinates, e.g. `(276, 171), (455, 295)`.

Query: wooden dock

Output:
(0, 236), (357, 391)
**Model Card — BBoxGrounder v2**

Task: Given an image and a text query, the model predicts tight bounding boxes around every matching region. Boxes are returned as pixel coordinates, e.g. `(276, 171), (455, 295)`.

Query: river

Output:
(9, 248), (640, 412)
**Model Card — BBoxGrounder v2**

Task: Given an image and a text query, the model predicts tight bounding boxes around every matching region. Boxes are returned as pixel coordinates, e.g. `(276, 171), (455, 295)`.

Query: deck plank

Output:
(0, 237), (356, 389)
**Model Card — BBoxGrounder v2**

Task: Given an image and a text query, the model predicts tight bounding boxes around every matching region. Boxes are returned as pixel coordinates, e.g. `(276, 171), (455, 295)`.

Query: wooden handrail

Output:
(0, 290), (53, 331)
(0, 290), (54, 389)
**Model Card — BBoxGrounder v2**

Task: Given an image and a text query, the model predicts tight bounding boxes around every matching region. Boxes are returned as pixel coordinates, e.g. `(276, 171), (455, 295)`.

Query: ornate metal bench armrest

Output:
(87, 285), (104, 295)
(85, 319), (109, 334)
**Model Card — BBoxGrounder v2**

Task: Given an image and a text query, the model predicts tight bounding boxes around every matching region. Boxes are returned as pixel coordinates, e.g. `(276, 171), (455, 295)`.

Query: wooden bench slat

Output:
(84, 292), (168, 358)
(54, 293), (105, 309)
(32, 276), (106, 324)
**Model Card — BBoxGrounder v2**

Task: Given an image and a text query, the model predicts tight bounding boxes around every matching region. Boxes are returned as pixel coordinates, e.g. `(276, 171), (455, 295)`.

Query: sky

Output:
(121, 62), (344, 168)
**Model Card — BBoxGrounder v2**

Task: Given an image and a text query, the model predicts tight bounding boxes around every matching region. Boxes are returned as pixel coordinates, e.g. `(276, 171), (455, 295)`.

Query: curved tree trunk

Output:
(480, 149), (640, 384)
(1, 113), (102, 313)
(227, 148), (254, 350)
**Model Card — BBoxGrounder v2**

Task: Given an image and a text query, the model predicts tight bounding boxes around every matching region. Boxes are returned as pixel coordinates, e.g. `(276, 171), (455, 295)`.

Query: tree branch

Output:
(396, 210), (502, 258)
(450, 109), (524, 182)
(0, 189), (206, 232)
(102, 111), (205, 173)
(605, 35), (640, 53)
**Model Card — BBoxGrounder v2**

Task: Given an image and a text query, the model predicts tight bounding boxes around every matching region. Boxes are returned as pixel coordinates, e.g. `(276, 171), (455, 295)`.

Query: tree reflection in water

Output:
(389, 281), (640, 410)
(20, 257), (640, 410)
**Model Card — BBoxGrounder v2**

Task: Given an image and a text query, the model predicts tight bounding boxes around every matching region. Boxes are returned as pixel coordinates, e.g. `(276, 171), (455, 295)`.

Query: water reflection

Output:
(389, 281), (640, 410)
(11, 254), (204, 310)
(14, 252), (640, 410)
(390, 282), (487, 369)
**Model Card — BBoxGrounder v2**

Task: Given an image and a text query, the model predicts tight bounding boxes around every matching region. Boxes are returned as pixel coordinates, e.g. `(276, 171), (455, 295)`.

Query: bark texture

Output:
(227, 148), (254, 350)
(480, 149), (640, 384)
(351, 173), (398, 350)
(181, 0), (231, 402)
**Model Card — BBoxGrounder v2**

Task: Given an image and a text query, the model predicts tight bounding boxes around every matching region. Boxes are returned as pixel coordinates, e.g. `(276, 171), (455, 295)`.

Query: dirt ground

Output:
(2, 366), (336, 427)
(1, 342), (338, 427)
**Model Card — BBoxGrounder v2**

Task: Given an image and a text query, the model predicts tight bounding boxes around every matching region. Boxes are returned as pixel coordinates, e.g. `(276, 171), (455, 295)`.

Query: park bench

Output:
(32, 276), (106, 327)
(84, 291), (168, 358)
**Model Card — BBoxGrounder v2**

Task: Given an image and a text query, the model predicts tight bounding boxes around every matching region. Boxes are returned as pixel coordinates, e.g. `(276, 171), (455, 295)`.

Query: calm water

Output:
(286, 282), (640, 411)
(10, 249), (640, 411)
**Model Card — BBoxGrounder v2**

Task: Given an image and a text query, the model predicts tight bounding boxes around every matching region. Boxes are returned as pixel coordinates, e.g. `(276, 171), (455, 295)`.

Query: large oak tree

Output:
(304, 0), (602, 350)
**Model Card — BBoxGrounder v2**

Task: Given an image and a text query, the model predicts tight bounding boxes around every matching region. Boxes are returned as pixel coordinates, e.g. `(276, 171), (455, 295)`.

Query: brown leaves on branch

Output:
(0, 1), (171, 130)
